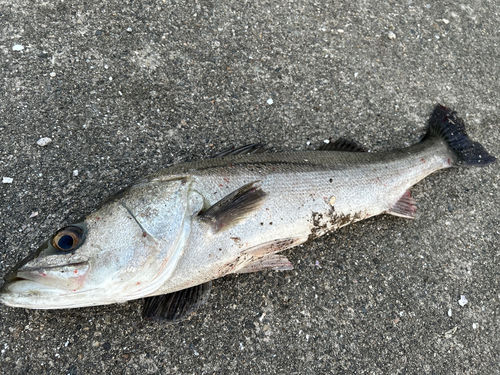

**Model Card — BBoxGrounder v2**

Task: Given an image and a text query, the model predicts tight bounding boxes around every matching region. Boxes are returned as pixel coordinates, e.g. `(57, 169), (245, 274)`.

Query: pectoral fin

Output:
(142, 281), (212, 323)
(199, 181), (267, 233)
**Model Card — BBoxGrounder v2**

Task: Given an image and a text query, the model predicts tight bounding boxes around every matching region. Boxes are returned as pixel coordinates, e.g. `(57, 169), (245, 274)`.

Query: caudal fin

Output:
(424, 105), (496, 166)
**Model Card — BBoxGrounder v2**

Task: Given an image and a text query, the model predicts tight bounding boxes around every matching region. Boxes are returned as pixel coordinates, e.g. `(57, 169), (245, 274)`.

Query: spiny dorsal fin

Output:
(142, 281), (212, 323)
(386, 190), (417, 219)
(199, 181), (267, 233)
(211, 143), (270, 158)
(318, 138), (367, 152)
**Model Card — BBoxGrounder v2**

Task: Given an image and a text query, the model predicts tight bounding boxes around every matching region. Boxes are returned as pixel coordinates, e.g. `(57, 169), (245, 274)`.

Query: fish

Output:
(0, 105), (495, 322)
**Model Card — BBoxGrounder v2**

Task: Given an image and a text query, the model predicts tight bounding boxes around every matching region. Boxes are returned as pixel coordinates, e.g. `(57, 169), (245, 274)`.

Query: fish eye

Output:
(52, 226), (84, 252)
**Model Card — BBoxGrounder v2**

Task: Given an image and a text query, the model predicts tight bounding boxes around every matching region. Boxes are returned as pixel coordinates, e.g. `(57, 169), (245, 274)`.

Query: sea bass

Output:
(0, 105), (495, 321)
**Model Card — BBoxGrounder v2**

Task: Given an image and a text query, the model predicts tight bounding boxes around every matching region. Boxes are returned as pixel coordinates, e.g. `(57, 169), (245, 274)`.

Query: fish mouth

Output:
(0, 277), (64, 309)
(0, 260), (93, 310)
(0, 278), (96, 309)
(2, 261), (91, 296)
(0, 278), (63, 295)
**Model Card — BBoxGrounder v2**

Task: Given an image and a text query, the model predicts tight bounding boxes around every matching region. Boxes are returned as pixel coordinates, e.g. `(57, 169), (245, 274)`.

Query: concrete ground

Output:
(1, 0), (499, 373)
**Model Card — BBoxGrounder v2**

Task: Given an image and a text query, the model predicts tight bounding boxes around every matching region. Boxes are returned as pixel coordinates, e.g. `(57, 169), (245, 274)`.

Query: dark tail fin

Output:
(424, 104), (496, 167)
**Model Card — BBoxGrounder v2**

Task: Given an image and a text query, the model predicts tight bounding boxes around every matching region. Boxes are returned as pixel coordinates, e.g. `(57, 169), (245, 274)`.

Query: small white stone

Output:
(306, 141), (311, 146)
(442, 18), (450, 24)
(2, 177), (13, 184)
(448, 308), (452, 317)
(109, 76), (112, 81)
(50, 72), (56, 78)
(444, 326), (457, 339)
(337, 29), (344, 34)
(12, 44), (24, 51)
(472, 323), (478, 330)
(458, 295), (468, 306)
(388, 31), (396, 40)
(73, 170), (79, 177)
(37, 137), (52, 147)
(267, 98), (274, 105)
(126, 27), (132, 33)
(323, 139), (330, 144)
(29, 212), (39, 218)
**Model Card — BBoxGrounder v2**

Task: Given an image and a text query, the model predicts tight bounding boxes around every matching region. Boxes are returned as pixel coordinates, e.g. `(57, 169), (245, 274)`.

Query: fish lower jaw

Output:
(0, 280), (109, 309)
(0, 280), (62, 308)
(1, 279), (60, 294)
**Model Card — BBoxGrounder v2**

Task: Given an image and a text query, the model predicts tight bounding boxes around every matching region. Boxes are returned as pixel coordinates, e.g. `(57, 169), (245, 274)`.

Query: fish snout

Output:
(3, 241), (51, 283)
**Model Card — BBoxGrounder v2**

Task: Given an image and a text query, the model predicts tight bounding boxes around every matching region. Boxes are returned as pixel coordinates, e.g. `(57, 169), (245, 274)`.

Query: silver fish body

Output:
(152, 138), (449, 294)
(0, 105), (495, 320)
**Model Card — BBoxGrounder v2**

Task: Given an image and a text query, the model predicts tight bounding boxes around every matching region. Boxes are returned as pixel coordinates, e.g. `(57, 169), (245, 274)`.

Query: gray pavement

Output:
(1, 0), (499, 373)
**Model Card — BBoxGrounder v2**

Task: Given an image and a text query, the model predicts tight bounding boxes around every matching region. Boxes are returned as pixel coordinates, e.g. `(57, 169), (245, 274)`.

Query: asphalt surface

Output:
(1, 0), (499, 373)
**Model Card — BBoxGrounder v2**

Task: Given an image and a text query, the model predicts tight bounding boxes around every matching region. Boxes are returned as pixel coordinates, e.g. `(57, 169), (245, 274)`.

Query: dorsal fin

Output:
(318, 138), (367, 152)
(211, 143), (269, 158)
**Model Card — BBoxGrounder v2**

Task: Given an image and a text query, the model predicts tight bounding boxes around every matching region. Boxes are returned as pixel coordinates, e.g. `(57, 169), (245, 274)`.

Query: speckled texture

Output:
(0, 0), (499, 373)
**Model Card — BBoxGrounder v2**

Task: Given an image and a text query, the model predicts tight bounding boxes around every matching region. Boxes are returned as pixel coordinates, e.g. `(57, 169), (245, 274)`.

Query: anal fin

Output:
(386, 190), (417, 219)
(234, 254), (293, 274)
(142, 281), (212, 323)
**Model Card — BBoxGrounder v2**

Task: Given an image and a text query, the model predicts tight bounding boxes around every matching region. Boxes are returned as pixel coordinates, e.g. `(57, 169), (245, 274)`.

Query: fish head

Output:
(0, 177), (202, 309)
(0, 202), (158, 309)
